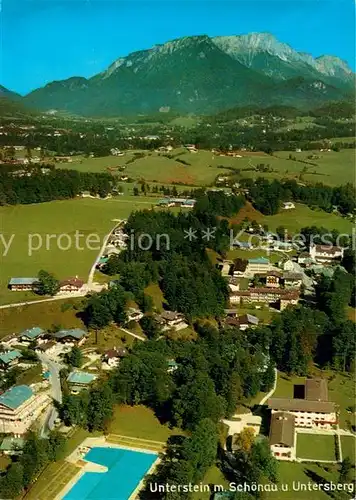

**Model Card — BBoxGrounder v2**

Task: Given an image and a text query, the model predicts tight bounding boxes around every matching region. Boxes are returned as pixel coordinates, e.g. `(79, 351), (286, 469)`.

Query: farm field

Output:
(341, 436), (356, 465)
(296, 434), (336, 461)
(0, 196), (159, 305)
(55, 147), (355, 187)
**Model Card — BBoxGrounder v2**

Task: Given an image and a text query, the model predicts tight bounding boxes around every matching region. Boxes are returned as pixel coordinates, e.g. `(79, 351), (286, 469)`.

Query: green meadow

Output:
(0, 196), (159, 305)
(57, 147), (355, 187)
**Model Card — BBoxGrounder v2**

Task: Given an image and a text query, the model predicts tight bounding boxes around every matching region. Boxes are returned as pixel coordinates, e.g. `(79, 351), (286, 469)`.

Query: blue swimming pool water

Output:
(63, 447), (157, 500)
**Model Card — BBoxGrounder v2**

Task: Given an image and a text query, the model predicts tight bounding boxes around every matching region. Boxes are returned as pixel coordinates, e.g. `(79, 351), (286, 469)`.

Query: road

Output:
(37, 352), (64, 437)
(259, 367), (278, 405)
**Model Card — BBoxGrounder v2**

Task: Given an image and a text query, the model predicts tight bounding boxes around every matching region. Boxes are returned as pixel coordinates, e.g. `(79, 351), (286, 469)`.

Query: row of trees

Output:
(241, 177), (355, 215)
(0, 432), (66, 498)
(0, 167), (113, 205)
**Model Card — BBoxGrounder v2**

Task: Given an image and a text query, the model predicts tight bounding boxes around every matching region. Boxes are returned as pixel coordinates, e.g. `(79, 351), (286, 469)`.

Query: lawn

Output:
(272, 372), (307, 399)
(0, 298), (84, 339)
(85, 325), (138, 352)
(341, 436), (356, 465)
(0, 455), (11, 471)
(191, 465), (229, 500)
(107, 405), (184, 442)
(296, 434), (336, 461)
(0, 196), (158, 305)
(226, 248), (283, 264)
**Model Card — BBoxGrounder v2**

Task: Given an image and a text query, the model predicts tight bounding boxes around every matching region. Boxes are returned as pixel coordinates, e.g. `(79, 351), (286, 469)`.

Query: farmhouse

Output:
(53, 328), (87, 345)
(21, 327), (45, 342)
(156, 311), (187, 330)
(36, 341), (56, 355)
(8, 277), (38, 291)
(0, 385), (50, 435)
(269, 412), (296, 461)
(256, 271), (282, 288)
(59, 277), (85, 293)
(238, 314), (260, 330)
(283, 272), (303, 289)
(0, 350), (23, 370)
(127, 307), (144, 322)
(309, 244), (344, 263)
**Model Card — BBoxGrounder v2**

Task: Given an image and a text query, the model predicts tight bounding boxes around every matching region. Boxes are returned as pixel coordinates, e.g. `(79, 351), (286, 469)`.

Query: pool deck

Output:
(55, 436), (161, 500)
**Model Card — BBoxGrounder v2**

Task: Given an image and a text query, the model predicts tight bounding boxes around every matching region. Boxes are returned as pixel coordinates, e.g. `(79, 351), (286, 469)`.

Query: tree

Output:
(0, 463), (24, 498)
(65, 346), (83, 368)
(139, 315), (161, 339)
(233, 428), (255, 453)
(339, 456), (353, 482)
(36, 270), (60, 296)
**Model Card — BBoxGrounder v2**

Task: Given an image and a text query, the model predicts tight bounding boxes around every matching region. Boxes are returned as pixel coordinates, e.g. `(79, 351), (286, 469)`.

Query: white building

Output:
(282, 202), (295, 210)
(0, 385), (50, 436)
(269, 412), (296, 461)
(309, 244), (344, 263)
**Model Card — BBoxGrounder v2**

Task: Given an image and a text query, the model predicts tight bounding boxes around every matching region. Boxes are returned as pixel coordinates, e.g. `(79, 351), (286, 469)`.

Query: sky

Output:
(2, 0), (355, 95)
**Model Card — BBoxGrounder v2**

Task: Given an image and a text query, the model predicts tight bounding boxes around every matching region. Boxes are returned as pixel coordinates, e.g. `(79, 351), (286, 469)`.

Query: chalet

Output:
(268, 379), (337, 430)
(309, 244), (344, 263)
(0, 385), (50, 435)
(59, 277), (84, 293)
(232, 259), (248, 277)
(35, 341), (56, 355)
(245, 257), (270, 276)
(283, 272), (303, 289)
(127, 308), (144, 322)
(256, 271), (282, 288)
(269, 412), (296, 461)
(53, 329), (87, 345)
(8, 277), (38, 291)
(0, 350), (23, 370)
(230, 288), (299, 310)
(21, 327), (45, 342)
(103, 347), (128, 368)
(67, 371), (96, 393)
(157, 311), (186, 330)
(297, 252), (314, 267)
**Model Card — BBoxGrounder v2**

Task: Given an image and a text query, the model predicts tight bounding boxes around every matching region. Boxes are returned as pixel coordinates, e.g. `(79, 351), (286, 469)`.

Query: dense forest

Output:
(0, 167), (113, 204)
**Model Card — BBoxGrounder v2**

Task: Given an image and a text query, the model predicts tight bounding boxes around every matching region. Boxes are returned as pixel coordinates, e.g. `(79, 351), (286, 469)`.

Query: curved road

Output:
(38, 352), (64, 437)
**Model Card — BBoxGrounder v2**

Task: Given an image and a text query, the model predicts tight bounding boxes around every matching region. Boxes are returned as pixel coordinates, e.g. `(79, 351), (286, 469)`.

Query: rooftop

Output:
(0, 385), (33, 410)
(239, 314), (259, 325)
(67, 371), (96, 385)
(305, 378), (328, 402)
(268, 397), (336, 414)
(269, 412), (295, 447)
(54, 328), (87, 340)
(0, 437), (25, 452)
(9, 277), (38, 285)
(0, 350), (22, 365)
(21, 326), (45, 340)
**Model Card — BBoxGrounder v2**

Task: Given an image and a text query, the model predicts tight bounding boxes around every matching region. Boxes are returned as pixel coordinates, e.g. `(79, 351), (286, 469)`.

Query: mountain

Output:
(0, 86), (37, 117)
(23, 33), (354, 117)
(0, 85), (22, 100)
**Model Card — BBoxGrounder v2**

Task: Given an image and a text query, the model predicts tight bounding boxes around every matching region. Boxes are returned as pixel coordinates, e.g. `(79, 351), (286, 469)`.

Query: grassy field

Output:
(0, 196), (159, 305)
(107, 405), (184, 441)
(296, 434), (336, 461)
(341, 436), (356, 464)
(0, 298), (84, 339)
(192, 465), (229, 500)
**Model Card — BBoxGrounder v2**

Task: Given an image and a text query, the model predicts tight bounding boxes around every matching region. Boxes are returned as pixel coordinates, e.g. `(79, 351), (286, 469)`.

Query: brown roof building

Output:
(305, 378), (328, 402)
(269, 412), (295, 447)
(268, 398), (336, 414)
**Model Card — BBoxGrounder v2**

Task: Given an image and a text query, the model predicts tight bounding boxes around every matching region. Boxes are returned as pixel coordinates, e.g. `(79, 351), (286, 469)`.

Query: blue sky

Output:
(2, 0), (355, 95)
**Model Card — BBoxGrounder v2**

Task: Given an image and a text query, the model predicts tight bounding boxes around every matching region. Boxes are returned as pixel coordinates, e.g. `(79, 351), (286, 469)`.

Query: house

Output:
(53, 329), (87, 345)
(8, 277), (38, 291)
(127, 308), (144, 322)
(0, 436), (25, 456)
(283, 272), (303, 289)
(157, 311), (187, 330)
(59, 277), (84, 293)
(309, 244), (344, 263)
(245, 257), (270, 275)
(230, 288), (299, 310)
(232, 241), (253, 250)
(269, 412), (296, 461)
(0, 350), (23, 370)
(256, 270), (282, 288)
(238, 314), (259, 331)
(67, 371), (96, 393)
(103, 347), (128, 367)
(282, 202), (295, 210)
(0, 385), (50, 435)
(185, 144), (197, 153)
(21, 327), (45, 342)
(35, 341), (56, 355)
(268, 378), (337, 430)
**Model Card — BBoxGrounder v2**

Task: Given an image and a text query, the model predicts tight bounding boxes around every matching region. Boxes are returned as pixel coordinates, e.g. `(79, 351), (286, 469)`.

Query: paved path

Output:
(38, 352), (64, 437)
(0, 293), (87, 310)
(120, 327), (146, 342)
(259, 367), (278, 405)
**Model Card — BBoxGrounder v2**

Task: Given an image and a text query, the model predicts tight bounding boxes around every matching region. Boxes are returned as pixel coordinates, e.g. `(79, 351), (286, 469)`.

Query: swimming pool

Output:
(63, 447), (158, 500)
